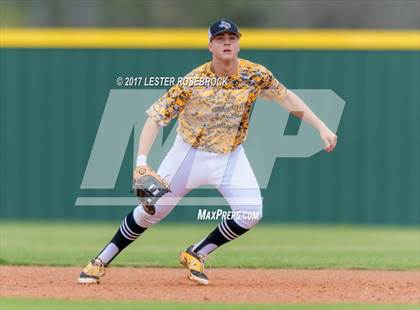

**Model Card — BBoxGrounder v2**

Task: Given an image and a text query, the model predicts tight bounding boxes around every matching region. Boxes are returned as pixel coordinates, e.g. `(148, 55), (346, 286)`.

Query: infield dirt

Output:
(0, 266), (418, 304)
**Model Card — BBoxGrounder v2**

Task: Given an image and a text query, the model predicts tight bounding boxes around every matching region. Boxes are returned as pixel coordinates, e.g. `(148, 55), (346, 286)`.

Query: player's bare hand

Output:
(319, 126), (337, 152)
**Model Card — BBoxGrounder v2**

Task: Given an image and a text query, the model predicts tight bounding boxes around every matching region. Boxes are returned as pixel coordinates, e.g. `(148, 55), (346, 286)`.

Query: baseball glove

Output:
(133, 165), (171, 215)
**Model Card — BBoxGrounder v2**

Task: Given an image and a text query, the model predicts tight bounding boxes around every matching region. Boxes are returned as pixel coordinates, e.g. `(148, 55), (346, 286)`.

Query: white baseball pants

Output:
(133, 135), (263, 229)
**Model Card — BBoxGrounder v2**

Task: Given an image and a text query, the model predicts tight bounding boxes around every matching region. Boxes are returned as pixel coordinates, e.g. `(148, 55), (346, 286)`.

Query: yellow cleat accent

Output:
(179, 246), (209, 285)
(78, 258), (106, 284)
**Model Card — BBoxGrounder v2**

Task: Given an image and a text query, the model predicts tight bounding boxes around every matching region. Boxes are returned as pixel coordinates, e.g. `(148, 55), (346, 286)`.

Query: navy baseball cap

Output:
(208, 19), (242, 41)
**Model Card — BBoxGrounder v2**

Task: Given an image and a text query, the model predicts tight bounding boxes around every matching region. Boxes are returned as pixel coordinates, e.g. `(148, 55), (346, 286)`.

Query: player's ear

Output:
(208, 42), (213, 53)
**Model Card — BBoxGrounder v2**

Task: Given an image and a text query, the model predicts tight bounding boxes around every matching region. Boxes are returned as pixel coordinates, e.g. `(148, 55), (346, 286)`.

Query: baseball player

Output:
(78, 20), (337, 285)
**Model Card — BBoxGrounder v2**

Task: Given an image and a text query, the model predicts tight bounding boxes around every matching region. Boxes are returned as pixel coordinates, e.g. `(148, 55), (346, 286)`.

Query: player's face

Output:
(208, 32), (240, 61)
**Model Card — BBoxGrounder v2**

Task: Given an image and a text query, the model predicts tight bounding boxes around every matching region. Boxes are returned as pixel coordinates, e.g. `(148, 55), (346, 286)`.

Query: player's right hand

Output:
(132, 165), (171, 215)
(133, 165), (151, 182)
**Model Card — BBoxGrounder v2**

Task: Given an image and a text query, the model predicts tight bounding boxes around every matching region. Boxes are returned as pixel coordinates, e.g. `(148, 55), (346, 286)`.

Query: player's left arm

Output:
(280, 90), (337, 152)
(260, 67), (337, 153)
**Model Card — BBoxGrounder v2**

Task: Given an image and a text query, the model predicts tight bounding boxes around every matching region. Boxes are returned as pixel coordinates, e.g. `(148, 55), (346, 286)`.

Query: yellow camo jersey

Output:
(146, 58), (287, 153)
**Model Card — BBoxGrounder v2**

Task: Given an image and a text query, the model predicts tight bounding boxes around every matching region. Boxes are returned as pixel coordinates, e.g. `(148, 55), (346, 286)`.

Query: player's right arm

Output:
(135, 83), (192, 167)
(136, 117), (160, 166)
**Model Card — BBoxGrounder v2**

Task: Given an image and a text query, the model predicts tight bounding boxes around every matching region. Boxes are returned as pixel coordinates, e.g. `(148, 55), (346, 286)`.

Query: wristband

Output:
(136, 154), (147, 166)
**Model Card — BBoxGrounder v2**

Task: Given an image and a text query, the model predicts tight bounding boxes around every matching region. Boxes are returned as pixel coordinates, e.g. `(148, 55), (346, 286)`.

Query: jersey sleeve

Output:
(146, 84), (191, 126)
(258, 66), (288, 102)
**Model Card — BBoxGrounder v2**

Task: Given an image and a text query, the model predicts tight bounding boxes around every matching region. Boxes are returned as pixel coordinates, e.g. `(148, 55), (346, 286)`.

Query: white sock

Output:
(97, 243), (119, 264)
(195, 243), (218, 255)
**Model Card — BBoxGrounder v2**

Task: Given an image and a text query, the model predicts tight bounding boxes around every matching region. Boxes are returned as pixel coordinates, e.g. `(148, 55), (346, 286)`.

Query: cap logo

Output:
(219, 20), (231, 30)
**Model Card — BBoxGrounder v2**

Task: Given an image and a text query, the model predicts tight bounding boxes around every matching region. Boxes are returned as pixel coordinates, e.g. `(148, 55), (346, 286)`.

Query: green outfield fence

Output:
(0, 29), (419, 224)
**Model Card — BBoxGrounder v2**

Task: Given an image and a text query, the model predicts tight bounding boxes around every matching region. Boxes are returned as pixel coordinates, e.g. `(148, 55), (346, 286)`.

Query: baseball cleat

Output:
(78, 258), (106, 284)
(179, 246), (209, 285)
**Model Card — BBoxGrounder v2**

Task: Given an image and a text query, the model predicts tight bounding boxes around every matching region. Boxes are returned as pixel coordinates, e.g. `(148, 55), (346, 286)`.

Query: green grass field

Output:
(1, 298), (418, 310)
(1, 222), (419, 310)
(0, 222), (419, 269)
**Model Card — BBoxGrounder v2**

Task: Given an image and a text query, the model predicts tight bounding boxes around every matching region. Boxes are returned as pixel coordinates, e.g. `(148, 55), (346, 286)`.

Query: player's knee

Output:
(234, 205), (263, 229)
(133, 204), (168, 228)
